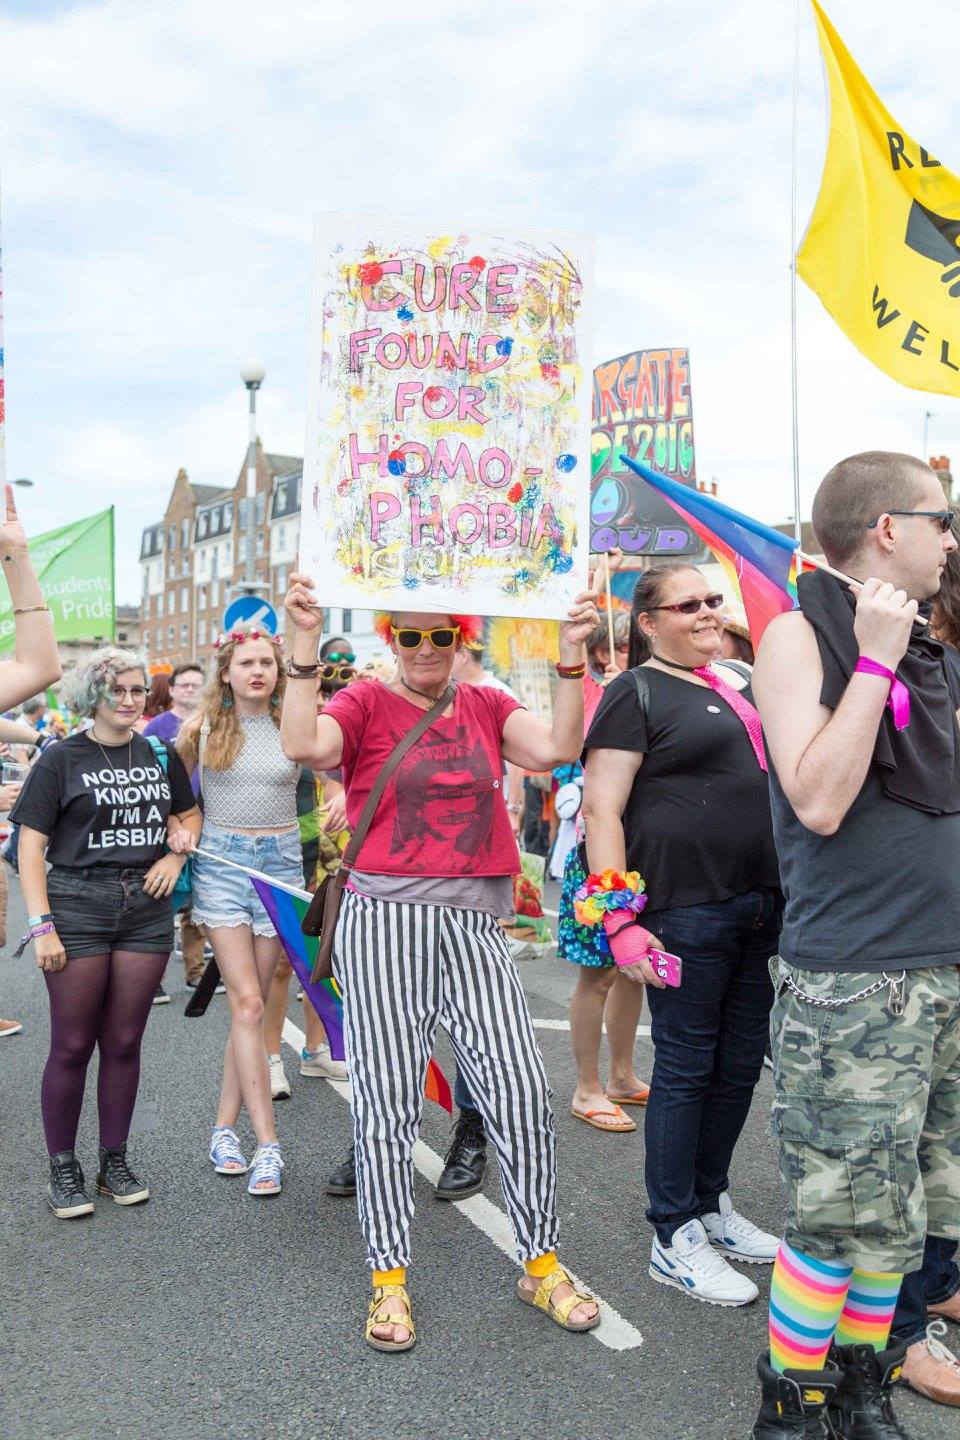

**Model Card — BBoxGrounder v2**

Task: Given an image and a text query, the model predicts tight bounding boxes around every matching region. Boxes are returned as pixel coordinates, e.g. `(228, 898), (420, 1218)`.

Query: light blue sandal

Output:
(209, 1125), (248, 1175)
(247, 1142), (284, 1196)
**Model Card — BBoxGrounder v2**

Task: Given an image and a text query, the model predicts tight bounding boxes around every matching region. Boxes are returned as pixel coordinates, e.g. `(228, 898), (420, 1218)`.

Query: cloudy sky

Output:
(1, 0), (958, 600)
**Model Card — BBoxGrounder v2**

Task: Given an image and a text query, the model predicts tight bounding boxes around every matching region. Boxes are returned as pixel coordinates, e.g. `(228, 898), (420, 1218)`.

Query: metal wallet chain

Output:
(781, 969), (907, 1017)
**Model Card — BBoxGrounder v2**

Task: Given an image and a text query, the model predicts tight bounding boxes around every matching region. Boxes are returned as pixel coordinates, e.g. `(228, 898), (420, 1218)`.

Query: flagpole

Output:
(789, 0), (802, 547)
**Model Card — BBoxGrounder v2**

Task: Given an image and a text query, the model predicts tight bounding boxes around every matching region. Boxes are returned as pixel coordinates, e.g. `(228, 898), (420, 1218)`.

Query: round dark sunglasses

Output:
(648, 593), (725, 616)
(319, 664), (355, 682)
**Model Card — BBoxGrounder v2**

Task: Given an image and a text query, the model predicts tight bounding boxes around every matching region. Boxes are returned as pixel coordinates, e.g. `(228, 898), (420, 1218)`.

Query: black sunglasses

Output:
(867, 509), (956, 534)
(648, 592), (725, 616)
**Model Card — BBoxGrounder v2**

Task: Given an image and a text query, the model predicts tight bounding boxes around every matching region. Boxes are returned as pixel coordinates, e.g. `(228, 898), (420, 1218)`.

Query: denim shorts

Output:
(47, 865), (174, 960)
(191, 824), (303, 938)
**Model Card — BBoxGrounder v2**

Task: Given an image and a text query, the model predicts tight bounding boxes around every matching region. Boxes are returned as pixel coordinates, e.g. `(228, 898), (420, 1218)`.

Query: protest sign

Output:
(0, 507), (114, 652)
(300, 216), (594, 619)
(590, 346), (698, 558)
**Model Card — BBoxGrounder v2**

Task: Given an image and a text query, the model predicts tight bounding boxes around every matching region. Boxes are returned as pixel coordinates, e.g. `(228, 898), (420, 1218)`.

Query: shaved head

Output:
(811, 451), (932, 568)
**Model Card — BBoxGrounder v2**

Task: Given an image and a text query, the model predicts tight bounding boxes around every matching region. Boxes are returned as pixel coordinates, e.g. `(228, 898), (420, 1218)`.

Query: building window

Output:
(197, 585), (206, 611)
(341, 609), (352, 634)
(224, 502), (233, 528)
(210, 580), (220, 611)
(181, 553), (191, 577)
(180, 623), (188, 647)
(198, 513), (208, 539)
(275, 563), (289, 596)
(167, 625), (175, 646)
(167, 591), (175, 616)
(198, 618), (207, 646)
(180, 587), (189, 613)
(167, 525), (176, 552)
(156, 626), (163, 649)
(277, 524), (286, 552)
(256, 532), (264, 557)
(181, 518), (190, 548)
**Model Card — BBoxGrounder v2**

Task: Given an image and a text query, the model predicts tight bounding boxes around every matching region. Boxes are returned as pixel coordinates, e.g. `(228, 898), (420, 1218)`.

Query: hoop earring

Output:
(887, 546), (897, 557)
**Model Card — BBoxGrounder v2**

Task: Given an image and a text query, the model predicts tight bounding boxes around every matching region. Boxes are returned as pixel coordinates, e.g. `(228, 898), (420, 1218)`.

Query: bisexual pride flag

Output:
(622, 457), (800, 647)
(250, 873), (452, 1112)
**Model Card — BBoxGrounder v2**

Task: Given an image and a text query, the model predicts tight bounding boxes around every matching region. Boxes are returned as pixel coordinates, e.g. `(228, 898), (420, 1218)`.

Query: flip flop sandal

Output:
(517, 1265), (601, 1333)
(570, 1105), (636, 1133)
(606, 1085), (651, 1108)
(366, 1283), (416, 1353)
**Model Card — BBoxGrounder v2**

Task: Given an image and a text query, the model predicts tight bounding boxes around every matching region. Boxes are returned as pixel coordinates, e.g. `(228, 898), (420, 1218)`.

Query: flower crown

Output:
(214, 628), (283, 650)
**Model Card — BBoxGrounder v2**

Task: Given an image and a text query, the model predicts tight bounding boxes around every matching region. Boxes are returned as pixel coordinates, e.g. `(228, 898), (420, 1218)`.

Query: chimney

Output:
(930, 454), (953, 502)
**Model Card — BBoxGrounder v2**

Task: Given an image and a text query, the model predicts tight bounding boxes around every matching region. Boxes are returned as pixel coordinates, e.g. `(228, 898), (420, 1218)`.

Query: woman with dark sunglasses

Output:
(578, 562), (783, 1309)
(281, 574), (602, 1354)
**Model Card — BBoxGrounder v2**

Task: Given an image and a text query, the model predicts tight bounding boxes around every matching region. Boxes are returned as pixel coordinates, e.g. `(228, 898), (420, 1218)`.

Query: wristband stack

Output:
(28, 913), (55, 939)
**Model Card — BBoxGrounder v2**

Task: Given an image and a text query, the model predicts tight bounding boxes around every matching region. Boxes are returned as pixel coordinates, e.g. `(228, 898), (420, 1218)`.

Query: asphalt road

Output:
(0, 878), (950, 1440)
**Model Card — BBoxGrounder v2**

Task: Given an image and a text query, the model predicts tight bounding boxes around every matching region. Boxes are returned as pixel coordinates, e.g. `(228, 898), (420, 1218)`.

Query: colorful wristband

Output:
(27, 913), (54, 926)
(30, 922), (56, 938)
(854, 656), (911, 731)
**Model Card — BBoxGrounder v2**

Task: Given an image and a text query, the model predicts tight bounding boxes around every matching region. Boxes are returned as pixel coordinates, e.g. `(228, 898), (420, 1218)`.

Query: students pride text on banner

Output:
(300, 216), (594, 619)
(0, 507), (114, 652)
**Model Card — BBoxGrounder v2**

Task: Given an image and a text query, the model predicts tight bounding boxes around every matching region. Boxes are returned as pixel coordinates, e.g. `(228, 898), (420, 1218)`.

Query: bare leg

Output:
(302, 994), (329, 1053)
(210, 926), (280, 1146)
(263, 954), (292, 1056)
(604, 972), (648, 1099)
(570, 965), (628, 1128)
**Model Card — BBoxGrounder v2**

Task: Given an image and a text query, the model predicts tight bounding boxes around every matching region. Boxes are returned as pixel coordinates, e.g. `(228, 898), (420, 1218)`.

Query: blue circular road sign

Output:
(222, 595), (279, 634)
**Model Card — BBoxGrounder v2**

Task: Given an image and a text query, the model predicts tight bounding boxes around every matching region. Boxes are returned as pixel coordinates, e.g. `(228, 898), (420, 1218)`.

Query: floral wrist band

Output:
(573, 869), (647, 927)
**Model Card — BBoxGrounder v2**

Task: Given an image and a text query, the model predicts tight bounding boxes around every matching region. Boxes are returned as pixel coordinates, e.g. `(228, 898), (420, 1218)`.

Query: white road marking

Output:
(281, 1016), (644, 1352)
(532, 1017), (651, 1037)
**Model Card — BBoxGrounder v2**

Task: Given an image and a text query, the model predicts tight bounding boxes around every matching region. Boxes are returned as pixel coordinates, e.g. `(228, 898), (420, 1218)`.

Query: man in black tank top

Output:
(748, 452), (960, 1436)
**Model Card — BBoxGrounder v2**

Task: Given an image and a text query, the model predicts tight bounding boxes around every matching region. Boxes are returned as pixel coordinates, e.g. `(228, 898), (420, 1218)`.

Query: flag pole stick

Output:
(603, 551), (615, 655)
(789, 0), (802, 547)
(796, 550), (929, 627)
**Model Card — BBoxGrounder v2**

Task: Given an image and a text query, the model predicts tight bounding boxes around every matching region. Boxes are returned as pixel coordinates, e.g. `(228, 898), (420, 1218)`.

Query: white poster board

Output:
(300, 215), (594, 619)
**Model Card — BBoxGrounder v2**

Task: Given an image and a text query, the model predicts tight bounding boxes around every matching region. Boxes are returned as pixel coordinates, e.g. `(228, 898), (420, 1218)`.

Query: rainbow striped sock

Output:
(769, 1242), (852, 1373)
(834, 1268), (903, 1352)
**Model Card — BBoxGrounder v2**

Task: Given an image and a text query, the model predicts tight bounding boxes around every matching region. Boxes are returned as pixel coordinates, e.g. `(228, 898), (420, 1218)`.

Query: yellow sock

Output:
(525, 1251), (559, 1279)
(372, 1266), (406, 1288)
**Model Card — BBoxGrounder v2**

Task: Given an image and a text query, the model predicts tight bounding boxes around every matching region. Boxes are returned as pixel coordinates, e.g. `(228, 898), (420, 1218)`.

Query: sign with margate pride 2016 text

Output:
(300, 216), (594, 620)
(591, 347), (698, 558)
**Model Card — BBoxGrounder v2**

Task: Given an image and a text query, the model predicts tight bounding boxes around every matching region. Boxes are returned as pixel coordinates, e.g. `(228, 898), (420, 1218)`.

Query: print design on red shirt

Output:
(392, 728), (499, 860)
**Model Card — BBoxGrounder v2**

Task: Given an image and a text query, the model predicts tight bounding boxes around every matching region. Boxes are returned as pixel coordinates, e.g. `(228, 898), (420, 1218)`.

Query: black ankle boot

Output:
(752, 1351), (843, 1438)
(95, 1143), (150, 1205)
(829, 1341), (914, 1439)
(435, 1107), (487, 1201)
(325, 1143), (356, 1197)
(47, 1151), (95, 1219)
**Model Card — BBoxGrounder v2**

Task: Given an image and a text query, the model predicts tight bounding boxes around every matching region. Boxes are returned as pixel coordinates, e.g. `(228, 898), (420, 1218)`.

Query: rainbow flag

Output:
(250, 874), (452, 1112)
(621, 457), (799, 647)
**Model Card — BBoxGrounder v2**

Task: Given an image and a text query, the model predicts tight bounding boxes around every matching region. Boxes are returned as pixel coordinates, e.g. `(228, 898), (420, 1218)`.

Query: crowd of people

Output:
(3, 455), (960, 1433)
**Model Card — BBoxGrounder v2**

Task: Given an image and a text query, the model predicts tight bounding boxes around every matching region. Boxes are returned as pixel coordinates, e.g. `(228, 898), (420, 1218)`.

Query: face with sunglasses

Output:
(864, 471), (960, 601)
(637, 567), (726, 670)
(388, 612), (462, 695)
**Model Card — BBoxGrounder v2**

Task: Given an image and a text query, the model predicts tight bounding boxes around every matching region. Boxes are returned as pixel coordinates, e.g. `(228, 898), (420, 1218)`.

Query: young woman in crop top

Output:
(177, 624), (301, 1196)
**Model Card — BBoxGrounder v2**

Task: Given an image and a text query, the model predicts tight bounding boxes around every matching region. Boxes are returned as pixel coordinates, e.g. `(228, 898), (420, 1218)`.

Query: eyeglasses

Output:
(391, 625), (461, 650)
(319, 664), (355, 682)
(323, 651), (355, 665)
(867, 510), (956, 534)
(110, 686), (147, 703)
(647, 593), (725, 616)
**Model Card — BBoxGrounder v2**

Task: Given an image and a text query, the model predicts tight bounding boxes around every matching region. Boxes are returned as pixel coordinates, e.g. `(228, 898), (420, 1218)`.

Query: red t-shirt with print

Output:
(322, 680), (523, 877)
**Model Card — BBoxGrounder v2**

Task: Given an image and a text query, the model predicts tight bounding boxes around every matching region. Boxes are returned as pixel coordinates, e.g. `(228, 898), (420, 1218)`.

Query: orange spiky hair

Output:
(373, 612), (483, 647)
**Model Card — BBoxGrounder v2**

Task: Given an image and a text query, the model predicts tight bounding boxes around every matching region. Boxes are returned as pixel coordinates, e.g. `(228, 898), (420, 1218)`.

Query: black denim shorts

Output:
(46, 865), (174, 960)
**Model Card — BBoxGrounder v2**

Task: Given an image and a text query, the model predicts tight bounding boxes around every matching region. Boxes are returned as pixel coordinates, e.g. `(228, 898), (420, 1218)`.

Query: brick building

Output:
(139, 444), (376, 669)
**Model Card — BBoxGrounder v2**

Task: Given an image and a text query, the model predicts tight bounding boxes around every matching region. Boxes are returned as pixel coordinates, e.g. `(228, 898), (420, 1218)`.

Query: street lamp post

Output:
(239, 359), (265, 596)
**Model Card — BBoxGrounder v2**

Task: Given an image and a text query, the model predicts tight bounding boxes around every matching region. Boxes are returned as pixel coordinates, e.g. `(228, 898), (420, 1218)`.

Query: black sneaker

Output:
(152, 984), (170, 1006)
(435, 1107), (487, 1201)
(752, 1350), (842, 1437)
(325, 1144), (356, 1197)
(96, 1143), (150, 1205)
(47, 1151), (95, 1219)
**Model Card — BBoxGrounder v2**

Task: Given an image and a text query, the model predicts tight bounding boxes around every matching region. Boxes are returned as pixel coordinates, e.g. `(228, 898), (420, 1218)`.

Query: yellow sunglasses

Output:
(390, 624), (462, 650)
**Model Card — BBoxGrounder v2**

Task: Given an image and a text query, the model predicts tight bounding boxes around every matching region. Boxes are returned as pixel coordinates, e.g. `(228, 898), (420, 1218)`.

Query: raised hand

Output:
(853, 578), (918, 671)
(285, 572), (323, 634)
(0, 485), (28, 560)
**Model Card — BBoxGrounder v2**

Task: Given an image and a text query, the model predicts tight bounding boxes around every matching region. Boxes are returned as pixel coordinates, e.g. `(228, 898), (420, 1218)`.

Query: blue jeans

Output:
(644, 887), (782, 1245)
(454, 1068), (476, 1112)
(891, 1235), (960, 1345)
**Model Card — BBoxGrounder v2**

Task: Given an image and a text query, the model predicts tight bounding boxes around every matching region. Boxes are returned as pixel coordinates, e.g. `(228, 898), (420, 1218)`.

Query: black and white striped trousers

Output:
(335, 890), (559, 1272)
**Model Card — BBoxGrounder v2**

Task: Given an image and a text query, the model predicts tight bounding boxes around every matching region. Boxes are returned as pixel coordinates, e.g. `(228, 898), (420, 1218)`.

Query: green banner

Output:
(0, 507), (115, 653)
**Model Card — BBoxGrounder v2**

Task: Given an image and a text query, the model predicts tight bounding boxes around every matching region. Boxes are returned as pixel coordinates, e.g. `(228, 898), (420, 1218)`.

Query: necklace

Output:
(398, 678), (454, 706)
(90, 727), (133, 775)
(651, 653), (711, 674)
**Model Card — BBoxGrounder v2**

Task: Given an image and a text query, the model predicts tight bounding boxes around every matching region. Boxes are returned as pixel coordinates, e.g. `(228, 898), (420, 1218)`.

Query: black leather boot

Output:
(829, 1341), (914, 1439)
(435, 1107), (487, 1201)
(325, 1143), (356, 1197)
(47, 1151), (95, 1219)
(752, 1351), (843, 1438)
(95, 1143), (150, 1205)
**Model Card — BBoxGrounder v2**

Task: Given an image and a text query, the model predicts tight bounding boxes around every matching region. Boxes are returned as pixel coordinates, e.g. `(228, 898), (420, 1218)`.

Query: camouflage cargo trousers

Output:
(769, 959), (960, 1274)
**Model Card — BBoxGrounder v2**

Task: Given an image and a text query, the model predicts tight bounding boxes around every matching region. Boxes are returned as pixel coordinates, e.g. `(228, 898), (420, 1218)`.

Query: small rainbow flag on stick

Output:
(249, 872), (452, 1112)
(622, 458), (803, 648)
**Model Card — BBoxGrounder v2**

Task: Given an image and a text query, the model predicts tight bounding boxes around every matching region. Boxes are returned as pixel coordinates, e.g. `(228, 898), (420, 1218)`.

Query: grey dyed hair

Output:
(60, 646), (148, 718)
(586, 609), (631, 663)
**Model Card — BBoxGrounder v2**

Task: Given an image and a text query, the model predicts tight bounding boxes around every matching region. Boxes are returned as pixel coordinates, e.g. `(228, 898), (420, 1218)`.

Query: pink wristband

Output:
(30, 922), (55, 938)
(854, 656), (911, 731)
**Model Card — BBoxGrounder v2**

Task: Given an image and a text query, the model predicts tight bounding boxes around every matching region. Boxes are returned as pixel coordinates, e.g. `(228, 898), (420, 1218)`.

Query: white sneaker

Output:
(702, 1192), (779, 1264)
(268, 1053), (290, 1100)
(649, 1219), (760, 1307)
(299, 1044), (347, 1080)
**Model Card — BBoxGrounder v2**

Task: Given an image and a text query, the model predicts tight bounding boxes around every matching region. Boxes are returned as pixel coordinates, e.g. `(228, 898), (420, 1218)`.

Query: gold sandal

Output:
(517, 1265), (601, 1333)
(365, 1283), (416, 1353)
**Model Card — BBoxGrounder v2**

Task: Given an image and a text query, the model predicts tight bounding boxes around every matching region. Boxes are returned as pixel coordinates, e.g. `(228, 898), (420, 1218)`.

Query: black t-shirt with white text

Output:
(11, 731), (195, 869)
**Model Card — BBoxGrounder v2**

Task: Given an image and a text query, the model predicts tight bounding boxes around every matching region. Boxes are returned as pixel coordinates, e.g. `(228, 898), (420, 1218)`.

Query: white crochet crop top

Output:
(201, 714), (299, 828)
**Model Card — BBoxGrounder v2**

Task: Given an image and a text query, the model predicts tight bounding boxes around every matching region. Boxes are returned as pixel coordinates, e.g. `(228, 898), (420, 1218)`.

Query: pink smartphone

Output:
(648, 948), (683, 987)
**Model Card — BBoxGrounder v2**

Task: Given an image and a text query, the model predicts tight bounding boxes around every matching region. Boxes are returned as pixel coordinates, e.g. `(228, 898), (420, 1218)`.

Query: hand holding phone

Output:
(647, 948), (682, 988)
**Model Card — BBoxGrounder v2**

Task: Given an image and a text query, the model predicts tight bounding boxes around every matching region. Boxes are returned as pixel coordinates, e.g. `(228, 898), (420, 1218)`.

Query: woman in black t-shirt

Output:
(581, 563), (783, 1309)
(12, 647), (201, 1220)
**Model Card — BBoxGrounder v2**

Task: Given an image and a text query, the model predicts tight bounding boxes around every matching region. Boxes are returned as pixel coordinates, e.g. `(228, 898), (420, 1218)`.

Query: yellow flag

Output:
(798, 1), (960, 396)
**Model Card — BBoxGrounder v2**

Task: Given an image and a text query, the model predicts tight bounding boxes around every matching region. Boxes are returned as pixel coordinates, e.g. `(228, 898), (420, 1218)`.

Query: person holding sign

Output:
(281, 571), (601, 1353)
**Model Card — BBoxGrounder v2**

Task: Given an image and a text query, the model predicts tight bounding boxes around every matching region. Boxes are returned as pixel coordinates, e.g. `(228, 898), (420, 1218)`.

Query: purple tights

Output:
(41, 949), (168, 1154)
